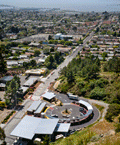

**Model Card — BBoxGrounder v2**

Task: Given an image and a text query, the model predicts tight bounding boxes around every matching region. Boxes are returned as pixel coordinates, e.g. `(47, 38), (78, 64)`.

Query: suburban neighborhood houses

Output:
(0, 5), (120, 145)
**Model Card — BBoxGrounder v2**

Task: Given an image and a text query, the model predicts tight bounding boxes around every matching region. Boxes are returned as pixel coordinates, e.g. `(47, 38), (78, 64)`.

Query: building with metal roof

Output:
(0, 76), (14, 90)
(55, 123), (70, 133)
(20, 86), (29, 94)
(42, 92), (56, 101)
(10, 115), (60, 140)
(27, 100), (41, 114)
(34, 119), (59, 135)
(34, 102), (46, 117)
(0, 76), (13, 84)
(25, 68), (47, 76)
(23, 77), (38, 87)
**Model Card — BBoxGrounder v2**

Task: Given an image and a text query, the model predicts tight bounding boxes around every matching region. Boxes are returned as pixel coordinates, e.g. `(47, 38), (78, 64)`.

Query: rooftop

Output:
(42, 92), (56, 100)
(0, 76), (13, 83)
(27, 100), (41, 112)
(23, 77), (38, 87)
(11, 115), (59, 140)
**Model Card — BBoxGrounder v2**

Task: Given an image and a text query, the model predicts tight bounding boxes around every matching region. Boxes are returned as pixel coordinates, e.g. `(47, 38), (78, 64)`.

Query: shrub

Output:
(0, 102), (6, 108)
(89, 81), (96, 90)
(115, 123), (120, 133)
(105, 104), (120, 122)
(60, 82), (70, 93)
(77, 81), (85, 88)
(90, 87), (106, 100)
(81, 88), (86, 96)
(96, 78), (109, 88)
(2, 111), (16, 124)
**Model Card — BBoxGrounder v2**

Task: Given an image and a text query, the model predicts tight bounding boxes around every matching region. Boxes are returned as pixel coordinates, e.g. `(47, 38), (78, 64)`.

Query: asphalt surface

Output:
(46, 93), (100, 130)
(3, 99), (33, 145)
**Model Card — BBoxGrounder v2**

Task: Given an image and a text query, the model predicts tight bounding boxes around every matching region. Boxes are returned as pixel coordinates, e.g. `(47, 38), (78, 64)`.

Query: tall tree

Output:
(34, 50), (41, 57)
(0, 127), (6, 143)
(0, 45), (7, 74)
(5, 75), (20, 106)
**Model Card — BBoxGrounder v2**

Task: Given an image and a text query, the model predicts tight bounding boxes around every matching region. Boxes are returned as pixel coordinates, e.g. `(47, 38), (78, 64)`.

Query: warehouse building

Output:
(10, 115), (70, 142)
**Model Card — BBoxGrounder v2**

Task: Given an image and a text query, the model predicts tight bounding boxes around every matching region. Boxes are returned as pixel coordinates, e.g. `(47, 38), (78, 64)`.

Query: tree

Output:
(48, 35), (52, 40)
(5, 75), (20, 107)
(42, 135), (50, 145)
(66, 70), (75, 83)
(45, 54), (56, 69)
(54, 51), (64, 64)
(0, 46), (7, 74)
(0, 27), (5, 40)
(54, 51), (60, 64)
(72, 26), (77, 32)
(43, 48), (50, 54)
(34, 50), (41, 57)
(23, 62), (29, 69)
(64, 41), (72, 46)
(95, 27), (99, 33)
(103, 57), (120, 73)
(30, 60), (36, 67)
(105, 104), (120, 122)
(0, 127), (6, 141)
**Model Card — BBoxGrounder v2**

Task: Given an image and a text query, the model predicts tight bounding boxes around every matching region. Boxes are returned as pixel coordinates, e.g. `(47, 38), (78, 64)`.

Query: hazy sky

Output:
(0, 0), (120, 11)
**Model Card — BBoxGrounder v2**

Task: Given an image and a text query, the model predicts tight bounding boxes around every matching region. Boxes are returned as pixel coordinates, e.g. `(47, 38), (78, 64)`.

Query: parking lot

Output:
(47, 92), (100, 130)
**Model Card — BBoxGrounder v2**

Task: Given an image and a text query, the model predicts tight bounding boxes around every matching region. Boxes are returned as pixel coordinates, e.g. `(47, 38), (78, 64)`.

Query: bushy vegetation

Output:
(103, 56), (120, 73)
(50, 129), (94, 145)
(105, 104), (120, 122)
(23, 59), (37, 69)
(58, 55), (120, 126)
(0, 102), (6, 108)
(2, 111), (16, 124)
(58, 56), (120, 104)
(45, 52), (64, 69)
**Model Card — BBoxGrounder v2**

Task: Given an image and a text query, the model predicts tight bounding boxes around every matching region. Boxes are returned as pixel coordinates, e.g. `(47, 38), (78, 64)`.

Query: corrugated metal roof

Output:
(42, 92), (56, 100)
(35, 119), (59, 134)
(11, 116), (59, 139)
(34, 102), (46, 114)
(79, 100), (93, 111)
(21, 86), (29, 94)
(55, 123), (70, 132)
(27, 100), (41, 112)
(23, 77), (37, 87)
(10, 115), (40, 140)
(0, 76), (13, 82)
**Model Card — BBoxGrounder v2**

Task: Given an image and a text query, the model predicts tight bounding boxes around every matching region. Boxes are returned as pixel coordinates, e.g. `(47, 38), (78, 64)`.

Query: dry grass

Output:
(95, 132), (120, 145)
(90, 119), (114, 135)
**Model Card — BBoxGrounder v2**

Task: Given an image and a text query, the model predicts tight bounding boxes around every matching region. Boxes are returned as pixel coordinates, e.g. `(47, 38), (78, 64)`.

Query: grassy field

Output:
(51, 129), (95, 145)
(50, 118), (119, 145)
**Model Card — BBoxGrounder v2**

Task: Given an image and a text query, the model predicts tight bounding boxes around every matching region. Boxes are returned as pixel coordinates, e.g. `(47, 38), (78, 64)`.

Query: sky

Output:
(0, 0), (120, 12)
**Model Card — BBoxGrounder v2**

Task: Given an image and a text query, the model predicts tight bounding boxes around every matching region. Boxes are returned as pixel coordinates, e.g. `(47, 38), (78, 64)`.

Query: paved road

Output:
(33, 30), (95, 97)
(3, 99), (33, 144)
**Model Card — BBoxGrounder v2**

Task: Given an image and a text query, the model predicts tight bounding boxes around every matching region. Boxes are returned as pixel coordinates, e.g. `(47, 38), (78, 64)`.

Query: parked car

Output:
(79, 108), (84, 111)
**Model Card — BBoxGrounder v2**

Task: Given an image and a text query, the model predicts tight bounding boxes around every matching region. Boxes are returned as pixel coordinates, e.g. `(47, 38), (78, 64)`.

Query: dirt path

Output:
(88, 99), (109, 121)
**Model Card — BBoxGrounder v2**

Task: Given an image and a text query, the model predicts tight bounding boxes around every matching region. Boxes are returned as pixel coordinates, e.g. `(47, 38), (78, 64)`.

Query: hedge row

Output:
(2, 111), (16, 124)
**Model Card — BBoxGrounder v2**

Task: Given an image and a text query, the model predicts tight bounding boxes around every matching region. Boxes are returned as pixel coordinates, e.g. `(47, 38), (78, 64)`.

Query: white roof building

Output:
(23, 77), (38, 87)
(42, 92), (56, 100)
(10, 115), (61, 140)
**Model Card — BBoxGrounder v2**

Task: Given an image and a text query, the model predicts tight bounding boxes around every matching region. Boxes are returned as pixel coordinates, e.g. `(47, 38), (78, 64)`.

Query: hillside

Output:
(53, 55), (120, 145)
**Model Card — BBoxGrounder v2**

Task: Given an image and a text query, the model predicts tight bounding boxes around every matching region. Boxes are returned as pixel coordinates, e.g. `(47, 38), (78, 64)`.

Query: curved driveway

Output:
(48, 92), (100, 130)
